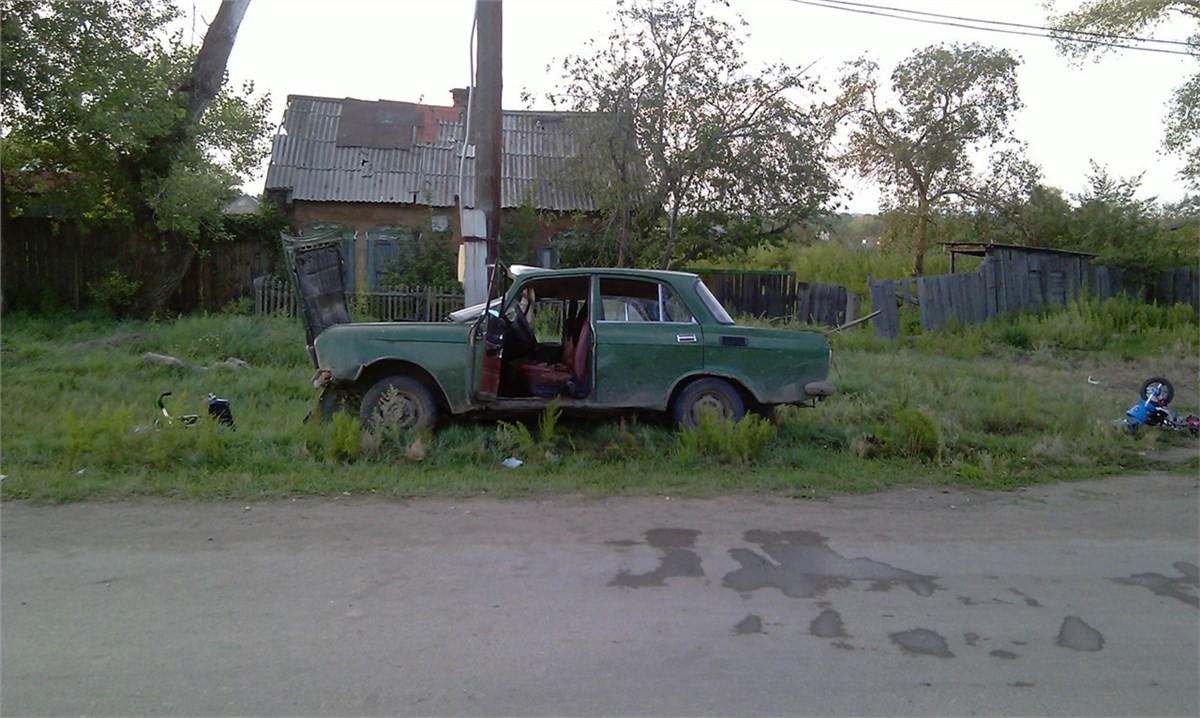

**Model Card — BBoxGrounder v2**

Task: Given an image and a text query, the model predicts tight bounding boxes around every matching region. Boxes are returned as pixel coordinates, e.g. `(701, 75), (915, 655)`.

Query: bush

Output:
(677, 411), (777, 465)
(854, 403), (941, 462)
(88, 270), (142, 317)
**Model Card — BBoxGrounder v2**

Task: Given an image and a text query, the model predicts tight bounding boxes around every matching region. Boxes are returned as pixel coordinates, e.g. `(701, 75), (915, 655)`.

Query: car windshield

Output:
(694, 279), (735, 325)
(446, 265), (544, 322)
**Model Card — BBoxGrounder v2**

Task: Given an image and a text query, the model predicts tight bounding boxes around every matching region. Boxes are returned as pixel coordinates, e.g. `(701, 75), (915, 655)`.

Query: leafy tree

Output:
(1064, 163), (1196, 280)
(1, 0), (270, 317)
(832, 43), (1035, 275)
(967, 165), (1197, 280)
(384, 232), (460, 292)
(544, 0), (836, 269)
(962, 183), (1075, 248)
(1048, 0), (1200, 188)
(498, 197), (542, 266)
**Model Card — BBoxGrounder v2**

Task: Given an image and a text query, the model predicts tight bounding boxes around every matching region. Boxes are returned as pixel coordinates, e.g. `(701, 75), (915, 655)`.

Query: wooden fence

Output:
(869, 260), (1200, 339)
(692, 269), (859, 327)
(257, 270), (861, 328)
(253, 276), (464, 322)
(1, 216), (279, 313)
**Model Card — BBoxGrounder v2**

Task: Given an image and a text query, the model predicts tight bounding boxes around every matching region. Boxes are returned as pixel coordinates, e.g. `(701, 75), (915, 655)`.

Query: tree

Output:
(969, 183), (1075, 248)
(1064, 162), (1197, 280)
(964, 165), (1198, 280)
(544, 0), (836, 269)
(1, 0), (269, 317)
(1048, 0), (1200, 189)
(832, 43), (1034, 275)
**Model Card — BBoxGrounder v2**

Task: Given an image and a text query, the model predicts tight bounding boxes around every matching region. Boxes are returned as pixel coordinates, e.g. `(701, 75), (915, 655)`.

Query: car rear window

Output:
(694, 279), (734, 325)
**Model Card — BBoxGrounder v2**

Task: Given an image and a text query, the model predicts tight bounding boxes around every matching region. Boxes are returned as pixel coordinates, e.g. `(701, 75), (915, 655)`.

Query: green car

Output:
(292, 240), (835, 430)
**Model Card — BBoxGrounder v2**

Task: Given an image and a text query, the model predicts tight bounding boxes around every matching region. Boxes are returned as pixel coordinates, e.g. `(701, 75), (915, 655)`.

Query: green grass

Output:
(1, 300), (1197, 503)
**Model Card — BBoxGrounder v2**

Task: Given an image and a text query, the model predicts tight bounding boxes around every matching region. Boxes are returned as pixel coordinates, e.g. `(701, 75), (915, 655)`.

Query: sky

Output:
(189, 0), (1197, 213)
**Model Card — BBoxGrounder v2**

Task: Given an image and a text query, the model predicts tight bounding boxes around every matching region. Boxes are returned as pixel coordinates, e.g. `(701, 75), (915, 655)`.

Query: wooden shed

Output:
(941, 242), (1099, 317)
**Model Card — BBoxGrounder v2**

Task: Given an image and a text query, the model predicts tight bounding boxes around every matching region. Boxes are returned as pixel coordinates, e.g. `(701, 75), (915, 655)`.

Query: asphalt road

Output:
(2, 468), (1197, 717)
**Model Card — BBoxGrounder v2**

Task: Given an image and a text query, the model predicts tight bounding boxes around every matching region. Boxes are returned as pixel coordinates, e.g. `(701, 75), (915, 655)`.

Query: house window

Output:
(540, 230), (586, 269)
(365, 225), (418, 290)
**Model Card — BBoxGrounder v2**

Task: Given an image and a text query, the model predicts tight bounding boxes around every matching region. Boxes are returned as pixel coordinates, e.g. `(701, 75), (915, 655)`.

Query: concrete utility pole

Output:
(462, 0), (503, 306)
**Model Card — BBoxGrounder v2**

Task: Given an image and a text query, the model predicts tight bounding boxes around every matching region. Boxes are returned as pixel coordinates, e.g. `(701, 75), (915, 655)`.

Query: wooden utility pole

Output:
(462, 0), (502, 305)
(475, 0), (502, 257)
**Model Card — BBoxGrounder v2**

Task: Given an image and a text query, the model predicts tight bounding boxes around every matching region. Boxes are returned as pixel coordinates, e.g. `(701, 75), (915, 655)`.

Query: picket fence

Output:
(256, 271), (861, 328)
(253, 276), (464, 323)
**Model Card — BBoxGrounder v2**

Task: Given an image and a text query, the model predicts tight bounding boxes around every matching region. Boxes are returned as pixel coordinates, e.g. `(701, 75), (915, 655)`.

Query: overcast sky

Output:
(193, 0), (1196, 213)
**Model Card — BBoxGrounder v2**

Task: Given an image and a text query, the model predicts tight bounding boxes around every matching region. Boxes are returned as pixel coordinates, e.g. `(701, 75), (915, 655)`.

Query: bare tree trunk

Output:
(912, 198), (930, 276)
(138, 233), (200, 315)
(181, 0), (251, 122)
(617, 204), (629, 267)
(130, 0), (250, 318)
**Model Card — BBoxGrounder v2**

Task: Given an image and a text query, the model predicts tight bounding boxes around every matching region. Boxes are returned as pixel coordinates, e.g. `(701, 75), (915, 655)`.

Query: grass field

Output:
(1, 296), (1196, 503)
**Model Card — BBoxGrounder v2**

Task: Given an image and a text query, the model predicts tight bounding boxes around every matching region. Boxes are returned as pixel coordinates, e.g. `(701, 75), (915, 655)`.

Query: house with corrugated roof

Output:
(263, 90), (598, 291)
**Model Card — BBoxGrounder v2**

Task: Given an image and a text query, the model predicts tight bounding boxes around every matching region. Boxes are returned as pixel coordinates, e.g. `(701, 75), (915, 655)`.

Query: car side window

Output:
(598, 278), (694, 324)
(660, 284), (693, 323)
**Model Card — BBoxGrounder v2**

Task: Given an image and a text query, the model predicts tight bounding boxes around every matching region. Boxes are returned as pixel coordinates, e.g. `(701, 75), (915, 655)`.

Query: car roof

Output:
(509, 265), (700, 282)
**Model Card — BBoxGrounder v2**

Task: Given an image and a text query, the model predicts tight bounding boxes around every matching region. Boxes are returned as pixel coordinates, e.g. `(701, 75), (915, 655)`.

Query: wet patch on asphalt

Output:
(889, 628), (954, 658)
(809, 608), (849, 639)
(1056, 616), (1105, 651)
(721, 530), (939, 598)
(1109, 561), (1199, 608)
(608, 528), (704, 588)
(734, 614), (764, 635)
(605, 527), (1119, 663)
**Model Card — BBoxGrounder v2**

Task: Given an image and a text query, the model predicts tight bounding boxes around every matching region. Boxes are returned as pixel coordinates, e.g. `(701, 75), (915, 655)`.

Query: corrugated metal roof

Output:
(264, 95), (597, 211)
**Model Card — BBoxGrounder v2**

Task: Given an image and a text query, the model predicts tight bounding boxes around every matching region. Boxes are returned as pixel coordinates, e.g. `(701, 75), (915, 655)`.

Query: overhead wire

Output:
(457, 7), (478, 214)
(787, 0), (1197, 57)
(817, 0), (1193, 48)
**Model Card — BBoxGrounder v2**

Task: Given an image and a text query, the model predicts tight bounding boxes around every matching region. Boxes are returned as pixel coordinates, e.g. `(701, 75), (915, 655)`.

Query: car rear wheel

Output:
(672, 378), (745, 430)
(360, 375), (438, 432)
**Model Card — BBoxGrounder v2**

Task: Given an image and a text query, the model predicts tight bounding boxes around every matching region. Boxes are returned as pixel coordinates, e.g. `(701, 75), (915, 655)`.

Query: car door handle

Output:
(676, 334), (698, 343)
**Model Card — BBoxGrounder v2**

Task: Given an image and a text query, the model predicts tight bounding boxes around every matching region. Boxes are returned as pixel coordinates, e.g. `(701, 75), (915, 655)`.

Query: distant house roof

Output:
(264, 94), (597, 212)
(222, 194), (260, 215)
(940, 242), (1098, 259)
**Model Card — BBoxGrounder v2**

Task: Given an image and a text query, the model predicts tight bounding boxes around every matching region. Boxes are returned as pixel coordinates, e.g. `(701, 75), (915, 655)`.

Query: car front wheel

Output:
(672, 378), (745, 430)
(360, 375), (438, 432)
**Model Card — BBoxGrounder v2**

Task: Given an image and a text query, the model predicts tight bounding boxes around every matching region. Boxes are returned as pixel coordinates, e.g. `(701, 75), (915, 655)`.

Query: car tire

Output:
(673, 378), (745, 430)
(1140, 377), (1175, 406)
(360, 375), (438, 432)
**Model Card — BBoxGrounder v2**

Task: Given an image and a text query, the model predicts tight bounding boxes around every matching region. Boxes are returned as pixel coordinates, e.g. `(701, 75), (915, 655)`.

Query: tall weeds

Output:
(1, 304), (1194, 503)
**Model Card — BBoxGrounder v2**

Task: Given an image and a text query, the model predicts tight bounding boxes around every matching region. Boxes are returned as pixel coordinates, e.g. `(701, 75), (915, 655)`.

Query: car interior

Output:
(498, 275), (593, 400)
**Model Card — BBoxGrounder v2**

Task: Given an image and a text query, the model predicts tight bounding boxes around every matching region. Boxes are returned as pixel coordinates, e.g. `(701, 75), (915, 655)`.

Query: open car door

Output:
(282, 231), (351, 367)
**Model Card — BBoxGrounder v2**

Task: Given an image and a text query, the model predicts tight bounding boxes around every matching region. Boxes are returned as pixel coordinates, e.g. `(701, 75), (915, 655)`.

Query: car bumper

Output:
(804, 380), (836, 398)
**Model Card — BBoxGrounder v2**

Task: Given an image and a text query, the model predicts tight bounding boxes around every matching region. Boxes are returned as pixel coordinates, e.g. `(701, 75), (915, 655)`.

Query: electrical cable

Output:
(816, 0), (1195, 48)
(457, 8), (478, 214)
(788, 0), (1196, 57)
